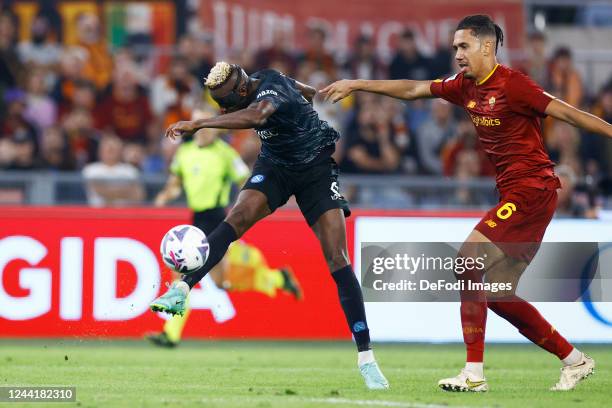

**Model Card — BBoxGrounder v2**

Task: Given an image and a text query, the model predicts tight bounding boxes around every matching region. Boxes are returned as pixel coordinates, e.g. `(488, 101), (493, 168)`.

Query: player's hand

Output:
(165, 121), (196, 141)
(319, 80), (356, 103)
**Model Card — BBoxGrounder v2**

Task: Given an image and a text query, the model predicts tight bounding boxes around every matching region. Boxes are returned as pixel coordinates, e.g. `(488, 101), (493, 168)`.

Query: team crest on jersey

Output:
(488, 96), (496, 109)
(250, 174), (265, 183)
(467, 100), (476, 109)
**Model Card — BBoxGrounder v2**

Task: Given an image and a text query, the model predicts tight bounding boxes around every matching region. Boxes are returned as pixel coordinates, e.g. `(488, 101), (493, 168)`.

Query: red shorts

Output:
(474, 187), (557, 262)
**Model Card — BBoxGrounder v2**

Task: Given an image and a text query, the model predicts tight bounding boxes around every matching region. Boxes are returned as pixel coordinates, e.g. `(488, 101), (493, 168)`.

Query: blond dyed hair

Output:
(204, 61), (234, 89)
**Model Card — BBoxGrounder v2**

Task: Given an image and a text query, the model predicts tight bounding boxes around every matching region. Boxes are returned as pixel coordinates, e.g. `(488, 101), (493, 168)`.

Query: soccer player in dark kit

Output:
(322, 14), (612, 392)
(150, 62), (389, 389)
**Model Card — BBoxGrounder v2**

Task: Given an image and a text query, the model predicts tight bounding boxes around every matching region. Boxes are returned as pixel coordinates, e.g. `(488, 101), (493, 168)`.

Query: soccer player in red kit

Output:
(322, 14), (612, 392)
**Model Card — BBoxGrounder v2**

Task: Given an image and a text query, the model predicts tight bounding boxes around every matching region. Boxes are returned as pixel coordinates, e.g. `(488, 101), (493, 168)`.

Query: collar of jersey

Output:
(476, 63), (500, 86)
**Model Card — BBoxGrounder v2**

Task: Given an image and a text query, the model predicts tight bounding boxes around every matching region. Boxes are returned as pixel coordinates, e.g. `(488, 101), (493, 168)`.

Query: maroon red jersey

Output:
(430, 64), (560, 192)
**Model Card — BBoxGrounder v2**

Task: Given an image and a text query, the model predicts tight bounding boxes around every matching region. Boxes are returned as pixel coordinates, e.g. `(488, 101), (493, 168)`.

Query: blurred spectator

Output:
(0, 10), (23, 95)
(389, 29), (431, 80)
(51, 47), (89, 112)
(82, 134), (145, 207)
(451, 149), (487, 206)
(442, 119), (495, 177)
(341, 99), (400, 174)
(94, 66), (153, 143)
(297, 26), (336, 78)
(1, 89), (38, 149)
(75, 12), (113, 91)
(4, 131), (38, 170)
(521, 31), (548, 87)
(150, 56), (199, 128)
(61, 107), (98, 168)
(37, 126), (75, 171)
(24, 67), (57, 129)
(415, 99), (456, 175)
(343, 35), (385, 80)
(547, 120), (582, 177)
(586, 82), (612, 176)
(177, 33), (214, 81)
(254, 27), (297, 76)
(548, 47), (583, 108)
(310, 71), (344, 132)
(58, 79), (96, 119)
(555, 165), (598, 219)
(17, 13), (62, 75)
(380, 97), (413, 173)
(122, 141), (147, 171)
(429, 29), (454, 79)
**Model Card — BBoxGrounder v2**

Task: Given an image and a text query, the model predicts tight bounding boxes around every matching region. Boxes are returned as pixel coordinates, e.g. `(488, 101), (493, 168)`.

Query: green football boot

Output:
(150, 281), (188, 316)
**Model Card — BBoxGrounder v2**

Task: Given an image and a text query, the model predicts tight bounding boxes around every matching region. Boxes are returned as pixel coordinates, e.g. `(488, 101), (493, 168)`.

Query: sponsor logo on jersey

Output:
(250, 174), (265, 183)
(256, 129), (278, 139)
(467, 100), (476, 109)
(256, 89), (278, 99)
(469, 113), (501, 127)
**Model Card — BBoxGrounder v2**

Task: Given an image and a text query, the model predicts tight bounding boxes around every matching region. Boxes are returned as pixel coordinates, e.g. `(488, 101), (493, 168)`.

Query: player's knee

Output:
(226, 206), (254, 237)
(325, 250), (349, 272)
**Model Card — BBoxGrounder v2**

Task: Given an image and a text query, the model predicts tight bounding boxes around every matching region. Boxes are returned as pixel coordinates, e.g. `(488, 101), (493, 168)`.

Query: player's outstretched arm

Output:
(319, 79), (434, 103)
(165, 100), (277, 140)
(545, 99), (612, 138)
(294, 80), (316, 103)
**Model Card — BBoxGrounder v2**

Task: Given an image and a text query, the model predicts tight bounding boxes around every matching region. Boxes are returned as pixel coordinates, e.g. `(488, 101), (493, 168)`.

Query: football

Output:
(160, 224), (210, 275)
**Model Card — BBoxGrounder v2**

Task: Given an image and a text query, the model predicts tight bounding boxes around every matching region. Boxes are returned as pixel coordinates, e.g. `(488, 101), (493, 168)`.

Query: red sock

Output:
(488, 295), (573, 359)
(460, 300), (487, 362)
(459, 268), (487, 362)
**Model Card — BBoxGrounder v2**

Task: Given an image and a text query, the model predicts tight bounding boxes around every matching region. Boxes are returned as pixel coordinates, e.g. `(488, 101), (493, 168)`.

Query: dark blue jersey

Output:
(250, 69), (339, 167)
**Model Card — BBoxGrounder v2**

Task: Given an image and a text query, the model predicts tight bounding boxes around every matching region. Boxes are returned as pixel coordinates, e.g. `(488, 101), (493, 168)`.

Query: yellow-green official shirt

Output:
(170, 139), (250, 212)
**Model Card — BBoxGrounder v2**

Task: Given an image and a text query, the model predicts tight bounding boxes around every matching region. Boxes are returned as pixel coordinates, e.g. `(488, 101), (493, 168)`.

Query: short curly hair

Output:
(204, 61), (234, 89)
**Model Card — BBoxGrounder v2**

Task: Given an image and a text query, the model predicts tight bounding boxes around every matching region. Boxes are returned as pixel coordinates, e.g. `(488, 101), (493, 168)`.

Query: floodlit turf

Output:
(1, 340), (610, 408)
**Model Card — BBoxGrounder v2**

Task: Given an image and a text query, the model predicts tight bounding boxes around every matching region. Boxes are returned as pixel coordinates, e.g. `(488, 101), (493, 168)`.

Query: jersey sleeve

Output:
(430, 73), (465, 106)
(507, 71), (555, 117)
(254, 72), (291, 111)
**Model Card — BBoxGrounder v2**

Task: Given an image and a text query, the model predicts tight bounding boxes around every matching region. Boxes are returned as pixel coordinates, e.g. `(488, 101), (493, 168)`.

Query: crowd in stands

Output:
(0, 6), (610, 213)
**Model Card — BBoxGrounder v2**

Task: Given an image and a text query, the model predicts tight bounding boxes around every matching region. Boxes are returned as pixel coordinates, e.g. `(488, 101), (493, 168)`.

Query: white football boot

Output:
(438, 369), (488, 392)
(551, 353), (595, 391)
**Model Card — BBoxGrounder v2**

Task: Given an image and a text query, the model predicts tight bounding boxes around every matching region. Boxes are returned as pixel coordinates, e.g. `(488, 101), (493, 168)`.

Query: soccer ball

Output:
(160, 225), (209, 275)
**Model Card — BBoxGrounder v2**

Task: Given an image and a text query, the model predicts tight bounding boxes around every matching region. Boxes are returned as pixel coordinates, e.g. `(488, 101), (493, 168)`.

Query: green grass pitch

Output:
(1, 340), (610, 408)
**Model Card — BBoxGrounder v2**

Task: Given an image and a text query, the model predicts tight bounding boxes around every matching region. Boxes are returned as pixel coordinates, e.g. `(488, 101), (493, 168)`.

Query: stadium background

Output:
(1, 0), (611, 344)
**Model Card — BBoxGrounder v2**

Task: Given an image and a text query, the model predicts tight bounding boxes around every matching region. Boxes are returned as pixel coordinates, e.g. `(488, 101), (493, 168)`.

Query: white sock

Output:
(465, 362), (484, 379)
(562, 348), (582, 366)
(358, 350), (375, 366)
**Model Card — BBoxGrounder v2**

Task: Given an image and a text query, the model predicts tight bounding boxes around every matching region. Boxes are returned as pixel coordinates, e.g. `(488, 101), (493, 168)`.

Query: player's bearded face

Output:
(453, 29), (487, 79)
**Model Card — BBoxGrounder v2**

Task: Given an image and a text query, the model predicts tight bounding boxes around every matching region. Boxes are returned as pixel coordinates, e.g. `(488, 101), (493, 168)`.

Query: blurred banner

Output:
(199, 0), (525, 59)
(0, 207), (354, 339)
(2, 207), (611, 342)
(12, 1), (176, 48)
